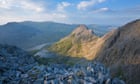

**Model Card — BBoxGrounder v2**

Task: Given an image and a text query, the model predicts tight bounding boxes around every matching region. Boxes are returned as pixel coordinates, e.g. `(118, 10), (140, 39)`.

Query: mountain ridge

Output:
(49, 19), (140, 84)
(95, 19), (140, 84)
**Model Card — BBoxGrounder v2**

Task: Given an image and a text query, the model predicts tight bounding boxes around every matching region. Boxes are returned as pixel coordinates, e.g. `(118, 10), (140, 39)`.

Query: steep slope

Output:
(96, 19), (140, 84)
(49, 25), (100, 59)
(49, 19), (140, 84)
(97, 19), (140, 65)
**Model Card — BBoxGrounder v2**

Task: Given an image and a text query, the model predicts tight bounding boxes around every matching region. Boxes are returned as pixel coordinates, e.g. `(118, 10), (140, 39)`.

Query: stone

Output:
(105, 78), (111, 84)
(112, 78), (125, 84)
(21, 74), (28, 78)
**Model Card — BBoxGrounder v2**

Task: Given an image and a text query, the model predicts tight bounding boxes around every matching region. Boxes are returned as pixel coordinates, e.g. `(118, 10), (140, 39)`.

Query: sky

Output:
(0, 0), (140, 25)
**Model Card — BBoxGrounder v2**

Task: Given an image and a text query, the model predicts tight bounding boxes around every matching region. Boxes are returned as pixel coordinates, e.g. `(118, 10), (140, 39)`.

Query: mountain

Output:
(96, 19), (140, 84)
(0, 22), (40, 48)
(96, 19), (140, 65)
(49, 25), (99, 59)
(0, 21), (114, 49)
(0, 22), (77, 49)
(49, 19), (140, 84)
(49, 24), (114, 60)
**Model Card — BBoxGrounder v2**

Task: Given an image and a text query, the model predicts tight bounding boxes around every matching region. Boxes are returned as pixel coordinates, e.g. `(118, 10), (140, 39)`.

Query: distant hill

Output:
(0, 21), (113, 49)
(88, 24), (116, 36)
(0, 22), (77, 49)
(0, 22), (40, 48)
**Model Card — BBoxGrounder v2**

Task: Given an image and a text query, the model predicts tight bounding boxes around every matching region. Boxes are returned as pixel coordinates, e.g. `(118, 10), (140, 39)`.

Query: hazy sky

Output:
(0, 0), (140, 25)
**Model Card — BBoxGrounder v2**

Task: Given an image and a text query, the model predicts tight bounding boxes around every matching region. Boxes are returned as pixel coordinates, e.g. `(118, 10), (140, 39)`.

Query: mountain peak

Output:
(72, 24), (93, 34)
(79, 24), (88, 29)
(70, 25), (95, 43)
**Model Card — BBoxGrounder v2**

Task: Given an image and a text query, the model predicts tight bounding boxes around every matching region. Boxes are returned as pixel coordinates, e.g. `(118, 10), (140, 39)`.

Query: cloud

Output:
(0, 0), (139, 25)
(93, 7), (109, 13)
(98, 0), (106, 3)
(0, 12), (68, 25)
(0, 0), (69, 24)
(0, 0), (44, 12)
(0, 0), (14, 9)
(57, 2), (71, 12)
(20, 1), (44, 13)
(77, 0), (106, 10)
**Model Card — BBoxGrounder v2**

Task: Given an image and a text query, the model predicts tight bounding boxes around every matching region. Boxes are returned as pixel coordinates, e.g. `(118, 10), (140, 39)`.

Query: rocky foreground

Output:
(0, 44), (125, 84)
(43, 63), (125, 84)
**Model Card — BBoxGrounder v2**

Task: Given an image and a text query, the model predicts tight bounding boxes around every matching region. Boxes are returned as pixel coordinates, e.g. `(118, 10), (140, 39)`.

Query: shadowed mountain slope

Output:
(96, 19), (140, 84)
